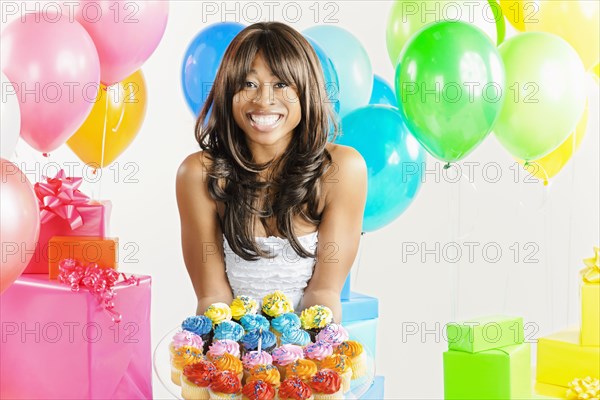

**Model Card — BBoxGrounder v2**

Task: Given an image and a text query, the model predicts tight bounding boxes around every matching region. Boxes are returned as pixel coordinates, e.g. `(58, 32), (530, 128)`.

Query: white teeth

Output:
(250, 114), (280, 126)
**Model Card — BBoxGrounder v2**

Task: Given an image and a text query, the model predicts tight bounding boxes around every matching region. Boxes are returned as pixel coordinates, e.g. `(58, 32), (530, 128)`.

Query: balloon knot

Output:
(42, 153), (49, 158)
(524, 161), (530, 167)
(92, 169), (98, 175)
(443, 162), (451, 170)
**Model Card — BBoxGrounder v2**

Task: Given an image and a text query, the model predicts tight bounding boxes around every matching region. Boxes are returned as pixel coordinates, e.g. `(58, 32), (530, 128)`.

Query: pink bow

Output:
(58, 259), (140, 323)
(34, 169), (90, 230)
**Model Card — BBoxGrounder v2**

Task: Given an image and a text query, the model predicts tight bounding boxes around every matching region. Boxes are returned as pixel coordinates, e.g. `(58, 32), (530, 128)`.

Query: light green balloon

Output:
(494, 32), (586, 161)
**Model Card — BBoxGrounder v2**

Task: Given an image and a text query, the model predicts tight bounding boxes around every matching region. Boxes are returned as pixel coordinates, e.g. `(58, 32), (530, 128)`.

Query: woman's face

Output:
(232, 52), (301, 150)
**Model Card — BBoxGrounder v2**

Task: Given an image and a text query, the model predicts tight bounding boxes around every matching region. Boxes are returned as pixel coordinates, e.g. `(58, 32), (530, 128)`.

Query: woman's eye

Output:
(275, 82), (288, 89)
(244, 81), (257, 88)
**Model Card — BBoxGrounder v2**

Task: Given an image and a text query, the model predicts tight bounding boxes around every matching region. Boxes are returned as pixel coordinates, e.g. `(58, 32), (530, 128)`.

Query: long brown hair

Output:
(195, 22), (338, 261)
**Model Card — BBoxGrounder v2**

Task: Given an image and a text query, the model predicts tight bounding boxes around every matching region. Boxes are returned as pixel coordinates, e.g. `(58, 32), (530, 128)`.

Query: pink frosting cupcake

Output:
(316, 324), (349, 348)
(271, 344), (305, 380)
(303, 341), (333, 368)
(207, 339), (241, 361)
(169, 330), (204, 358)
(242, 350), (274, 383)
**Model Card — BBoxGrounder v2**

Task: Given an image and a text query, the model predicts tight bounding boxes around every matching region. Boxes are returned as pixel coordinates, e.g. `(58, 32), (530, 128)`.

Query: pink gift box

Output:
(0, 274), (152, 399)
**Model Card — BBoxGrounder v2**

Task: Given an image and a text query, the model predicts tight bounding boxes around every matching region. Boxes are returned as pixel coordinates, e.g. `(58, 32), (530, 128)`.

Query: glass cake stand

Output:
(154, 326), (376, 399)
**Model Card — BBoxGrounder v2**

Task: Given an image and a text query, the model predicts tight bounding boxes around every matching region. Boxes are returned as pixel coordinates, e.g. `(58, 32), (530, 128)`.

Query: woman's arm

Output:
(302, 145), (368, 322)
(176, 151), (233, 315)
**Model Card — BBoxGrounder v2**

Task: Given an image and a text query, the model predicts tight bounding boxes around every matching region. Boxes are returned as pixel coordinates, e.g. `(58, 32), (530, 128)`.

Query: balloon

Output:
(494, 32), (586, 161)
(592, 63), (600, 79)
(1, 72), (21, 159)
(396, 21), (505, 163)
(0, 158), (40, 294)
(335, 105), (426, 232)
(305, 37), (340, 115)
(499, 0), (527, 31)
(303, 26), (373, 118)
(75, 0), (169, 86)
(525, 0), (599, 71)
(181, 22), (245, 117)
(516, 100), (589, 184)
(1, 12), (100, 153)
(67, 70), (147, 169)
(369, 74), (397, 107)
(386, 0), (502, 67)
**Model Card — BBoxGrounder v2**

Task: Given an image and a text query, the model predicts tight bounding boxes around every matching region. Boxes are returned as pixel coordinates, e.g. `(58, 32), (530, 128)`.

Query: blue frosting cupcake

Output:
(280, 327), (311, 346)
(181, 315), (213, 352)
(241, 329), (277, 353)
(240, 314), (270, 333)
(213, 320), (244, 342)
(271, 312), (301, 334)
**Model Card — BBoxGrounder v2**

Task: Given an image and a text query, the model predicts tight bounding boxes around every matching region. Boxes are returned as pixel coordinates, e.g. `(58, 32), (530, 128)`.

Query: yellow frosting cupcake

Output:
(262, 291), (294, 318)
(231, 295), (258, 320)
(204, 303), (233, 325)
(300, 306), (333, 330)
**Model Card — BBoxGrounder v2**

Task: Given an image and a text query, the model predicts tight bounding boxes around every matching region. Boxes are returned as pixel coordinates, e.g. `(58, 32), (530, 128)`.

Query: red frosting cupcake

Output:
(241, 379), (276, 400)
(309, 370), (342, 399)
(278, 377), (314, 400)
(209, 370), (242, 398)
(181, 360), (217, 399)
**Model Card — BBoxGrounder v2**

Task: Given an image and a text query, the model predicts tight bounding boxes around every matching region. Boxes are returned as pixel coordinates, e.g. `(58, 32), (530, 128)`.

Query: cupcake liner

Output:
(340, 370), (352, 394)
(181, 375), (210, 400)
(275, 364), (287, 381)
(350, 352), (367, 380)
(313, 388), (343, 400)
(208, 389), (242, 400)
(171, 365), (183, 386)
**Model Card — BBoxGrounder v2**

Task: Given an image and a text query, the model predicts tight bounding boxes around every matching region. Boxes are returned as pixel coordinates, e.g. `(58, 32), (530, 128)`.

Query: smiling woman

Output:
(176, 22), (367, 322)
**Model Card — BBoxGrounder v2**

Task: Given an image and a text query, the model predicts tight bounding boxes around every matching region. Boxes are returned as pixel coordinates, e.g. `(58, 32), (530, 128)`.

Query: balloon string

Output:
(565, 124), (578, 326)
(543, 186), (554, 332)
(448, 168), (461, 322)
(353, 231), (366, 285)
(96, 86), (109, 201)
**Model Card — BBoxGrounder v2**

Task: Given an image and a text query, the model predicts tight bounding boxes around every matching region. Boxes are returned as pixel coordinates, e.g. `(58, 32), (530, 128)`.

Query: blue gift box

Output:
(341, 292), (379, 359)
(361, 376), (385, 399)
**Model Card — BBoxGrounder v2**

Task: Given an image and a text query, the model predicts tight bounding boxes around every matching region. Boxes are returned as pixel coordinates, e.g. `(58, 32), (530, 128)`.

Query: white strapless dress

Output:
(223, 231), (319, 310)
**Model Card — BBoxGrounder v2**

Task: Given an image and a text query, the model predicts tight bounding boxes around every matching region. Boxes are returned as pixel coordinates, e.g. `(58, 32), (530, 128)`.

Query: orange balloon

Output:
(67, 69), (147, 168)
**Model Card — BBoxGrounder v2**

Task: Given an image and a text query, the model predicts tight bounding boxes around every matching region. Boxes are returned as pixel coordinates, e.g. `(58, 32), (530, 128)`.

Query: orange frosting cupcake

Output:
(172, 346), (204, 369)
(285, 359), (318, 383)
(319, 355), (351, 374)
(212, 353), (243, 378)
(247, 364), (281, 388)
(334, 341), (363, 358)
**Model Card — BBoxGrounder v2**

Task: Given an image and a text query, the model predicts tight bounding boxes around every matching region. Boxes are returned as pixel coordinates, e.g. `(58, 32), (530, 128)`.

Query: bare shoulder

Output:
(176, 150), (211, 182)
(322, 143), (367, 205)
(176, 150), (216, 211)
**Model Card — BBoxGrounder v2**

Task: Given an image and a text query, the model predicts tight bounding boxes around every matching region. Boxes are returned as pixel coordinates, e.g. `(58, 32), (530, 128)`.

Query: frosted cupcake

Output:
(241, 379), (276, 400)
(261, 291), (294, 320)
(240, 314), (270, 333)
(334, 341), (366, 379)
(231, 295), (259, 321)
(284, 359), (318, 384)
(271, 313), (300, 345)
(170, 330), (205, 360)
(214, 320), (245, 342)
(182, 315), (213, 353)
(181, 360), (216, 400)
(309, 370), (343, 400)
(242, 350), (273, 382)
(246, 364), (281, 388)
(207, 340), (241, 362)
(315, 324), (348, 349)
(172, 345), (204, 386)
(240, 330), (277, 354)
(303, 341), (333, 369)
(319, 355), (352, 393)
(208, 370), (242, 400)
(271, 344), (304, 380)
(278, 377), (314, 400)
(205, 303), (233, 326)
(299, 306), (333, 342)
(212, 353), (244, 381)
(280, 328), (311, 347)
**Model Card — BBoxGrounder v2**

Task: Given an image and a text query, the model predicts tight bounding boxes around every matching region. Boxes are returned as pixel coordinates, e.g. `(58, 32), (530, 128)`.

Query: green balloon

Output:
(494, 32), (586, 161)
(396, 21), (505, 163)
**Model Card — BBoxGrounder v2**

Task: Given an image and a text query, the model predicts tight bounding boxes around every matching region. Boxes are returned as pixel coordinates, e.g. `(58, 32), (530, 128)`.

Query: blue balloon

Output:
(336, 105), (426, 232)
(305, 37), (340, 115)
(181, 22), (245, 117)
(369, 74), (397, 107)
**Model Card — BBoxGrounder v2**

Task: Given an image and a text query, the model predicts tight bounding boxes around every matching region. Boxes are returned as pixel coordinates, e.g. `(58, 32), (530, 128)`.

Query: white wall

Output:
(3, 1), (599, 398)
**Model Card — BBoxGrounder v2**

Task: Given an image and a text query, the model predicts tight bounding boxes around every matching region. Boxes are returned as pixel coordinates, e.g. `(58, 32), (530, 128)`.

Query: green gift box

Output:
(447, 315), (524, 353)
(443, 343), (531, 400)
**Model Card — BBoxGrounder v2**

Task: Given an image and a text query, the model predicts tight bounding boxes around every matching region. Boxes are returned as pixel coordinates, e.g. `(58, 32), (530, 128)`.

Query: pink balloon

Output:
(1, 12), (100, 153)
(75, 1), (169, 86)
(0, 159), (40, 294)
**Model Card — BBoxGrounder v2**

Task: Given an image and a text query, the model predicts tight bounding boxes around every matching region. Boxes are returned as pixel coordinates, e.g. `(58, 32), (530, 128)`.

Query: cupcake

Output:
(181, 360), (216, 400)
(212, 353), (244, 381)
(182, 315), (213, 353)
(241, 330), (277, 354)
(299, 306), (333, 341)
(319, 355), (352, 394)
(315, 324), (348, 349)
(278, 377), (314, 400)
(309, 370), (343, 400)
(241, 350), (273, 382)
(214, 320), (245, 342)
(205, 303), (233, 326)
(170, 330), (205, 360)
(334, 341), (366, 379)
(261, 291), (294, 320)
(271, 344), (304, 380)
(303, 341), (333, 369)
(271, 313), (300, 345)
(231, 295), (259, 321)
(207, 340), (241, 362)
(246, 364), (281, 388)
(280, 328), (311, 347)
(284, 359), (318, 384)
(240, 314), (270, 333)
(208, 370), (242, 400)
(172, 345), (204, 386)
(241, 379), (276, 400)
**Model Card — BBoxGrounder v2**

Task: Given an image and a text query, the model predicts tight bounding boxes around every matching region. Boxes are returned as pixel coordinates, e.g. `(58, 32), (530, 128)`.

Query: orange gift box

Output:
(48, 236), (118, 279)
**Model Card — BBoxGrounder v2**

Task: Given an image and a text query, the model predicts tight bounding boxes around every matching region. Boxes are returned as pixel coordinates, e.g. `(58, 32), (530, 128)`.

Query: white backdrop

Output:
(3, 1), (599, 398)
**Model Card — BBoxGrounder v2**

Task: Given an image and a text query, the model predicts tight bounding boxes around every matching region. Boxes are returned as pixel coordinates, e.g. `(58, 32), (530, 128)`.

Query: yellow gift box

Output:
(536, 328), (600, 387)
(581, 246), (599, 346)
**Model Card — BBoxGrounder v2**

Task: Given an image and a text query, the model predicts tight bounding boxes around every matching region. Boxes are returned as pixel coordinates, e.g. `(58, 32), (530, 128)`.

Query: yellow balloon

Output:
(67, 69), (147, 168)
(525, 0), (599, 70)
(517, 99), (589, 184)
(500, 0), (527, 31)
(593, 63), (600, 79)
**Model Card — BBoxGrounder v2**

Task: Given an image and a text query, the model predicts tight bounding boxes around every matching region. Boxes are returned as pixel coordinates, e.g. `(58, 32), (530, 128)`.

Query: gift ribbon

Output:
(34, 169), (90, 230)
(566, 377), (599, 400)
(581, 246), (599, 284)
(58, 259), (140, 323)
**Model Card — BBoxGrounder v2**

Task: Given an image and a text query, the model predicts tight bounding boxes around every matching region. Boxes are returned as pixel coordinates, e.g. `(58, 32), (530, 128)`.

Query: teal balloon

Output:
(369, 74), (397, 107)
(396, 21), (505, 163)
(305, 36), (340, 114)
(335, 105), (426, 232)
(303, 26), (373, 118)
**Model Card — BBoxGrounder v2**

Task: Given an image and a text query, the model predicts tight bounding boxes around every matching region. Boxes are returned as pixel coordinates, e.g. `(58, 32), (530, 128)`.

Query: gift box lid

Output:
(447, 315), (524, 353)
(341, 291), (378, 323)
